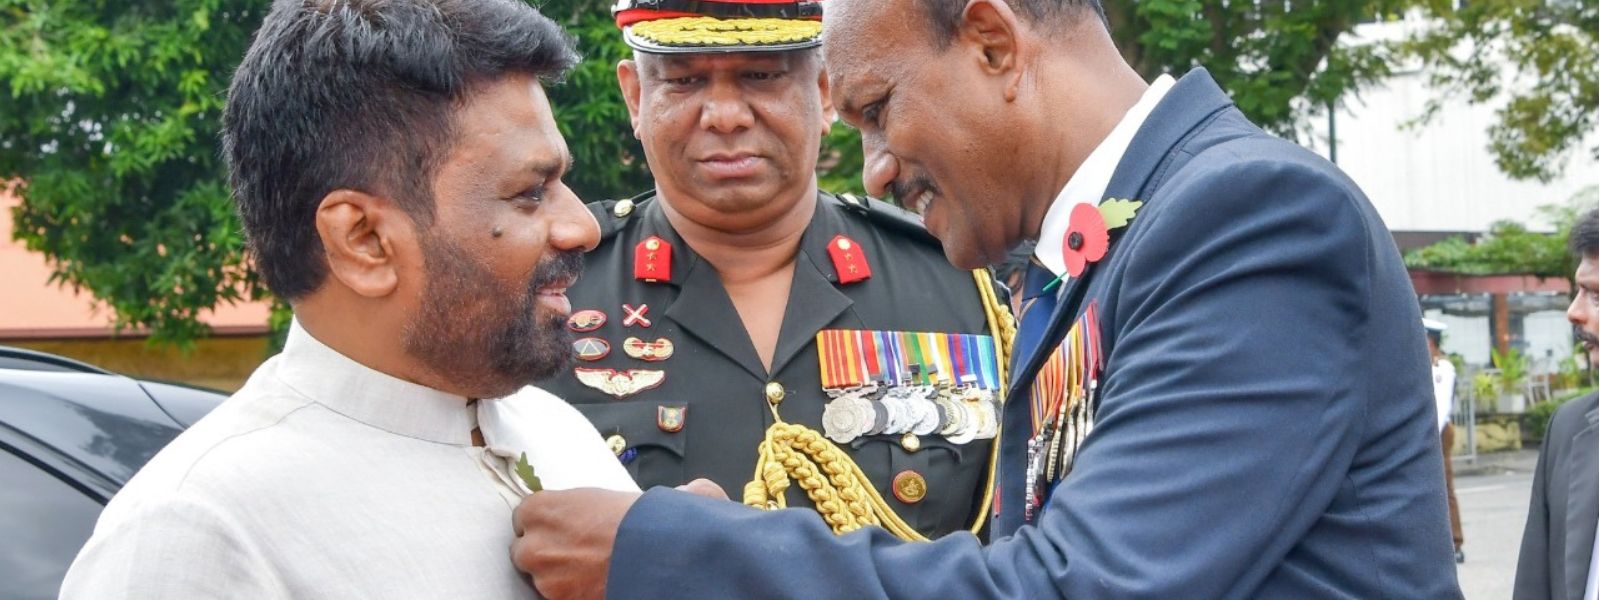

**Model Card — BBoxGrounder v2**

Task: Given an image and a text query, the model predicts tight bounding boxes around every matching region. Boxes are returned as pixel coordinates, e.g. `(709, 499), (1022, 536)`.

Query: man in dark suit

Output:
(1514, 208), (1599, 600)
(509, 0), (1462, 597)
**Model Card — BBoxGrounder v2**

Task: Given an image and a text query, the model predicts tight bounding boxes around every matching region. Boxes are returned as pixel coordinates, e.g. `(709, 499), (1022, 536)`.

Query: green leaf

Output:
(515, 452), (543, 493)
(1098, 198), (1144, 229)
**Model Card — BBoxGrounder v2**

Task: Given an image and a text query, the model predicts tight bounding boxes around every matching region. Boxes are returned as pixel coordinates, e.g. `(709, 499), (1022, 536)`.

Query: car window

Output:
(0, 451), (102, 600)
(0, 356), (84, 373)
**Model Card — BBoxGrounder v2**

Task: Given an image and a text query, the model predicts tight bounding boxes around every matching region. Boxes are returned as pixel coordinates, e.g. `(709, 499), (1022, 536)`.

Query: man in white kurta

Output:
(60, 0), (624, 596)
(61, 324), (636, 598)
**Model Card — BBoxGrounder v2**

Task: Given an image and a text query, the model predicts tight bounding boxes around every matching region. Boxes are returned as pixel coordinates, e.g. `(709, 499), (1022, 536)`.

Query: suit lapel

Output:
(1006, 69), (1234, 396)
(1563, 400), (1598, 599)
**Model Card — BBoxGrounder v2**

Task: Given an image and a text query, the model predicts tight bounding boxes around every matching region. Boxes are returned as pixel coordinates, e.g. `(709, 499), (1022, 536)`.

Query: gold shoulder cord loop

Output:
(965, 268), (1014, 536)
(741, 270), (1016, 542)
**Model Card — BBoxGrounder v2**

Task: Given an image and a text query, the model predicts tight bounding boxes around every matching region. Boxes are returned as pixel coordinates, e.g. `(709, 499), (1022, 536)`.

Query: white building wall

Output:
(1304, 20), (1598, 234)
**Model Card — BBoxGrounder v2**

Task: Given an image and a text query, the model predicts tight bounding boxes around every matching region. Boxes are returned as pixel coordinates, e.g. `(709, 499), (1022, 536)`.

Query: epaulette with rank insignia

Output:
(827, 191), (1014, 309)
(829, 192), (943, 250)
(587, 190), (656, 243)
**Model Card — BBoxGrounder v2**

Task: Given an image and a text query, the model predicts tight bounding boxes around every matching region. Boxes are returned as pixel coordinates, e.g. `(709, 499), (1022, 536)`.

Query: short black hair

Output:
(916, 0), (1106, 48)
(1570, 208), (1598, 258)
(224, 0), (579, 299)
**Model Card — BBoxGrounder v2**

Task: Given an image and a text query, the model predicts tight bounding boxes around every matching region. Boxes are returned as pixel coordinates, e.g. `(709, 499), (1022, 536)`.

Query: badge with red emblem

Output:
(567, 309), (606, 332)
(657, 405), (686, 433)
(621, 303), (652, 328)
(827, 235), (871, 284)
(634, 236), (672, 283)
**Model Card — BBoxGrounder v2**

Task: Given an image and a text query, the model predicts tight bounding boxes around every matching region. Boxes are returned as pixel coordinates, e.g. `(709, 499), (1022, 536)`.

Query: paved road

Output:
(1454, 451), (1539, 599)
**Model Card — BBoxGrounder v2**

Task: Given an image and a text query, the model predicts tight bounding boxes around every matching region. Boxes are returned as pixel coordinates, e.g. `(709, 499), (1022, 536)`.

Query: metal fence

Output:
(1452, 367), (1481, 460)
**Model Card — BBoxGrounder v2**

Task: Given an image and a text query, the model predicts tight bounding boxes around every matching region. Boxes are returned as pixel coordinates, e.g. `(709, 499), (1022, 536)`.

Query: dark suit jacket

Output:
(1514, 392), (1599, 600)
(603, 68), (1463, 599)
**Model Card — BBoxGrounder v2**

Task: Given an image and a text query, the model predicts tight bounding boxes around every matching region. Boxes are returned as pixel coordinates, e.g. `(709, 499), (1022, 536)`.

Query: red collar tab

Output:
(634, 236), (673, 283)
(827, 234), (872, 285)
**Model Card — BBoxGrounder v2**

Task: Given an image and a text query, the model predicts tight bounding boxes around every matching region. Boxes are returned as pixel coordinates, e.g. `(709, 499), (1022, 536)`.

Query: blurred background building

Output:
(2, 192), (271, 391)
(1306, 18), (1596, 421)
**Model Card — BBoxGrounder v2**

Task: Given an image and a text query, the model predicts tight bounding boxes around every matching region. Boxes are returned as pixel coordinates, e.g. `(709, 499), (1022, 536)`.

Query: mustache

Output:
(889, 176), (937, 207)
(528, 250), (584, 292)
(1576, 327), (1599, 348)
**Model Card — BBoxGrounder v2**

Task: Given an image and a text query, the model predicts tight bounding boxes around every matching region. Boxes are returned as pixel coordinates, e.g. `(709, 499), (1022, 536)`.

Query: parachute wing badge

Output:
(574, 367), (666, 399)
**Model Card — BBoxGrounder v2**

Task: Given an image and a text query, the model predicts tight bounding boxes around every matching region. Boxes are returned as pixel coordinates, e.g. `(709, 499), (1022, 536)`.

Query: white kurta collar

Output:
(274, 320), (476, 446)
(1034, 74), (1176, 277)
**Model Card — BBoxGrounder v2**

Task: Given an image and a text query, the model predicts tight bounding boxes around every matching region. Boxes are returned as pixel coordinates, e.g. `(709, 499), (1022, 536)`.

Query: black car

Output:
(0, 346), (225, 599)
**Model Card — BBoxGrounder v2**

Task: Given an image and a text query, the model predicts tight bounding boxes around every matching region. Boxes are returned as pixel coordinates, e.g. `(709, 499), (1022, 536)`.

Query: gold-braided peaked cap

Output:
(612, 0), (823, 54)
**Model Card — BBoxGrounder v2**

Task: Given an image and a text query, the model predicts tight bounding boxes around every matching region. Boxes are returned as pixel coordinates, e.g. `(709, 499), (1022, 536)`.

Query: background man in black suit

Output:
(1514, 207), (1599, 600)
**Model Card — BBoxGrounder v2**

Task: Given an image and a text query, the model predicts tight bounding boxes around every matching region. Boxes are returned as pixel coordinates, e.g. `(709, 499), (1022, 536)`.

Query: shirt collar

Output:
(1034, 74), (1176, 276)
(274, 320), (476, 445)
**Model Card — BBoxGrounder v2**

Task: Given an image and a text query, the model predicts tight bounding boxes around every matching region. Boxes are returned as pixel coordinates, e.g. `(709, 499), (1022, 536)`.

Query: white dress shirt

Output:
(1432, 358), (1457, 432)
(1035, 75), (1175, 277)
(60, 321), (636, 599)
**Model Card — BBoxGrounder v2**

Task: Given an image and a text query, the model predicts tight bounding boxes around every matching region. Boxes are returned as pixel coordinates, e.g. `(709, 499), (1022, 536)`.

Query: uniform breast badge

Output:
(572, 337), (611, 361)
(622, 337), (674, 361)
(621, 303), (652, 328)
(567, 309), (606, 332)
(656, 405), (686, 433)
(572, 367), (665, 399)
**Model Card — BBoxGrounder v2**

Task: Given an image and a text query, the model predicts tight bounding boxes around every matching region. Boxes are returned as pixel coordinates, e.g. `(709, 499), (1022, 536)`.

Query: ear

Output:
(617, 59), (644, 138)
(314, 189), (405, 299)
(815, 65), (837, 132)
(958, 0), (1024, 101)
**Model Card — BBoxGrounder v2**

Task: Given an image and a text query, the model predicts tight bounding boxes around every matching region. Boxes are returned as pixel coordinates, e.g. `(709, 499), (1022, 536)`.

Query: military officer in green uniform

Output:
(537, 0), (1014, 540)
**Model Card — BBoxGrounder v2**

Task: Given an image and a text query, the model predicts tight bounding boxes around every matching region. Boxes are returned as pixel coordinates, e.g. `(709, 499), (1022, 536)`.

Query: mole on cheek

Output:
(491, 226), (504, 239)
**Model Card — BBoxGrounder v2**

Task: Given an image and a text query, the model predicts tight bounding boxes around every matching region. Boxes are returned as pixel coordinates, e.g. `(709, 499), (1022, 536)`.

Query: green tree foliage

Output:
(1398, 0), (1598, 182)
(0, 0), (1577, 346)
(1107, 0), (1403, 133)
(1403, 190), (1594, 279)
(1, 0), (270, 347)
(821, 0), (1415, 195)
(538, 0), (653, 203)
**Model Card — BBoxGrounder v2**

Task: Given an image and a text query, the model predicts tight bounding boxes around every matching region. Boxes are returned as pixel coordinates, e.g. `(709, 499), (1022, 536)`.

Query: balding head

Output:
(822, 0), (1146, 269)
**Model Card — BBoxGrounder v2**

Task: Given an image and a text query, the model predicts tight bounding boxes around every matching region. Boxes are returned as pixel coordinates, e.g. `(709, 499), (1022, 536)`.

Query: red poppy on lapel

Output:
(1062, 203), (1110, 277)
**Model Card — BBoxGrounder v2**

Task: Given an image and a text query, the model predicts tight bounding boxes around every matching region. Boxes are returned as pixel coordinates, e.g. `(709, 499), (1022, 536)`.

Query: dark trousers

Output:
(1441, 423), (1463, 548)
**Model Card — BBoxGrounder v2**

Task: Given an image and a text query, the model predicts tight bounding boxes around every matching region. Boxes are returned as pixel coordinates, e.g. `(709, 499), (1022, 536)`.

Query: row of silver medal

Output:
(821, 384), (1000, 445)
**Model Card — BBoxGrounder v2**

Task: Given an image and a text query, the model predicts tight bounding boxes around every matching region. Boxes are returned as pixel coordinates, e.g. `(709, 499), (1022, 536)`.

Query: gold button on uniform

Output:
(607, 434), (627, 456)
(893, 470), (927, 504)
(613, 199), (635, 217)
(900, 432), (921, 453)
(764, 382), (786, 405)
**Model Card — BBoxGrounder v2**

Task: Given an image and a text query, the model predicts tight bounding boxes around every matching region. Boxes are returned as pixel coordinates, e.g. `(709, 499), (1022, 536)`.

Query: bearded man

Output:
(59, 0), (632, 597)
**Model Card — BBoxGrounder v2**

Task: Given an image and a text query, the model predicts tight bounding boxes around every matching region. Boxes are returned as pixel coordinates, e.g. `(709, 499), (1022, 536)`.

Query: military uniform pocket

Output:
(850, 434), (988, 538)
(572, 402), (688, 489)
